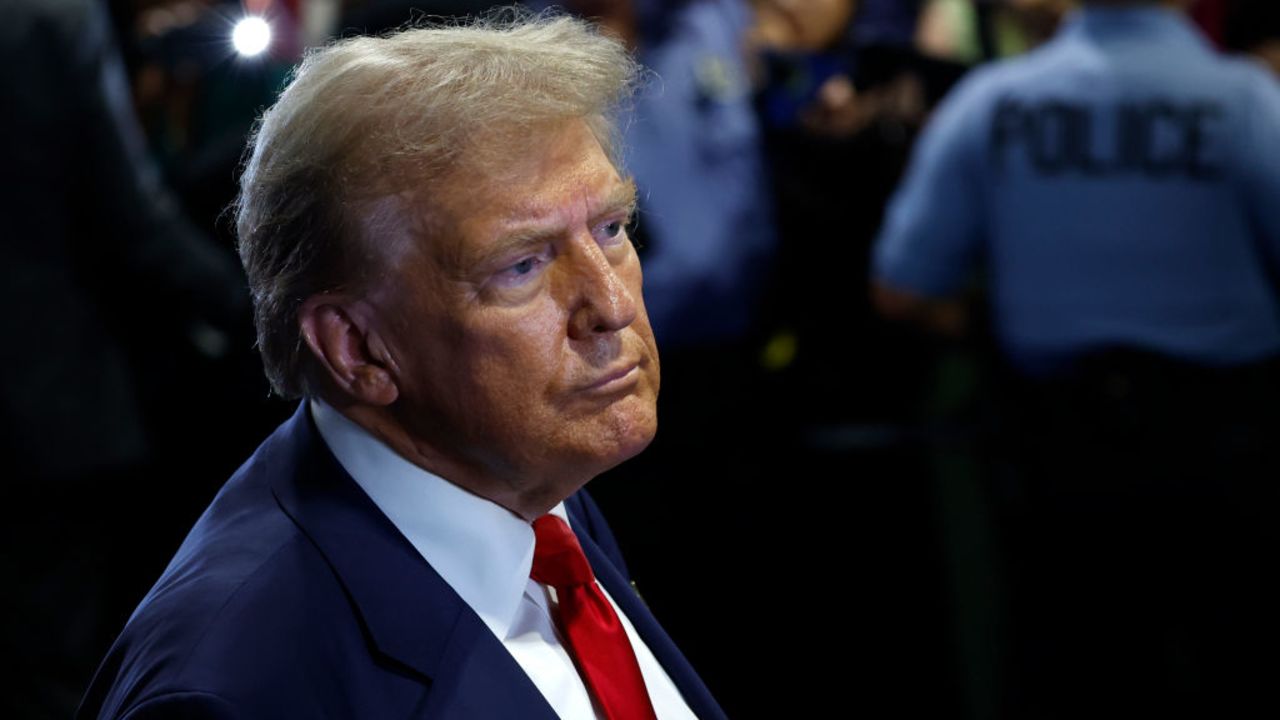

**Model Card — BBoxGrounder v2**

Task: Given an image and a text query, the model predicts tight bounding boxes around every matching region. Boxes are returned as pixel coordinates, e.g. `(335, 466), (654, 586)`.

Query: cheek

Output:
(625, 258), (653, 325)
(467, 304), (569, 397)
(525, 304), (566, 356)
(621, 265), (660, 380)
(629, 297), (660, 362)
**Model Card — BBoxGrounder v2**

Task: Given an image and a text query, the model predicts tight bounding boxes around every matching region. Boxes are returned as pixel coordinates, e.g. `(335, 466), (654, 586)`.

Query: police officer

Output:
(871, 1), (1280, 717)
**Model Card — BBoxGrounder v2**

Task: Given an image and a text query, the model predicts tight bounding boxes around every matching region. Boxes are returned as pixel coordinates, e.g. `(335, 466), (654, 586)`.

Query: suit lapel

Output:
(568, 504), (729, 720)
(422, 609), (562, 719)
(267, 403), (559, 720)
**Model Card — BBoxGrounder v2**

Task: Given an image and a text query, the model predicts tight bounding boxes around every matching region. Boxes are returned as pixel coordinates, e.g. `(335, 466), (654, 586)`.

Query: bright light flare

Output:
(232, 16), (271, 58)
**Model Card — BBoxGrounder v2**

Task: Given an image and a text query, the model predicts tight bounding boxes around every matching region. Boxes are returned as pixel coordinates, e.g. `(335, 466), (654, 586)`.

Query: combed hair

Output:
(235, 10), (640, 398)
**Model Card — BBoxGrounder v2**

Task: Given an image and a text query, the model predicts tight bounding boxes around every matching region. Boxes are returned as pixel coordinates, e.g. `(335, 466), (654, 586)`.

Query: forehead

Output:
(437, 120), (624, 239)
(473, 119), (622, 210)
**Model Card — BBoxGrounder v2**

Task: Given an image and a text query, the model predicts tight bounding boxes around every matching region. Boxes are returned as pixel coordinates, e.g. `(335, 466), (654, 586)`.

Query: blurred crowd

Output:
(2, 0), (1278, 718)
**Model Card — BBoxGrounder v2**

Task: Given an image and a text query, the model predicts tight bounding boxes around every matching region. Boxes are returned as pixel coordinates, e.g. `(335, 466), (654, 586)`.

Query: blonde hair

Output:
(235, 10), (640, 398)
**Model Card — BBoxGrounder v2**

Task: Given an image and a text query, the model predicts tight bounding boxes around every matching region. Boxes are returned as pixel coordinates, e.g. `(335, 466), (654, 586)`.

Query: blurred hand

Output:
(799, 72), (925, 138)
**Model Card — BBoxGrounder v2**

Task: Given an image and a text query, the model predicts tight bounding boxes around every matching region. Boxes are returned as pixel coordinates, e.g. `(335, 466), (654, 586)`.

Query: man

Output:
(872, 1), (1280, 716)
(79, 14), (724, 720)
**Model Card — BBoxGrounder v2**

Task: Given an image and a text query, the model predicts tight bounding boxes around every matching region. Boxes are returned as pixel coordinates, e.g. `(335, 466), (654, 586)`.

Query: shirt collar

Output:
(310, 398), (569, 641)
(1063, 5), (1209, 50)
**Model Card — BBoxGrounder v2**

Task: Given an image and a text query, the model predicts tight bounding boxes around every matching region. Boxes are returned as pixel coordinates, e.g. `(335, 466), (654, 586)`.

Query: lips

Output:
(579, 361), (641, 393)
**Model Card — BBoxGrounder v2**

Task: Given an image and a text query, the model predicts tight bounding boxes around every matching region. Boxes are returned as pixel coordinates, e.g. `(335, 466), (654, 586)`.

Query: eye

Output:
(596, 217), (629, 246)
(510, 257), (541, 276)
(494, 248), (553, 288)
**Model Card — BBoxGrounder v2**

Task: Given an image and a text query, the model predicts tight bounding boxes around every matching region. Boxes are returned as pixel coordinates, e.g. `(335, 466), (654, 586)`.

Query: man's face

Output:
(368, 119), (659, 511)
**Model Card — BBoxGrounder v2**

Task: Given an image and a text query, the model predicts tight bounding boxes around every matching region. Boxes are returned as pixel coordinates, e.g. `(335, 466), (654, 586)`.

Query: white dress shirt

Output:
(310, 400), (697, 720)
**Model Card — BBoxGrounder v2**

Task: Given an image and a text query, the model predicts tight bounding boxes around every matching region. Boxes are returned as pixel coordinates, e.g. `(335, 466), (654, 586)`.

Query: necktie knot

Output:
(531, 515), (595, 587)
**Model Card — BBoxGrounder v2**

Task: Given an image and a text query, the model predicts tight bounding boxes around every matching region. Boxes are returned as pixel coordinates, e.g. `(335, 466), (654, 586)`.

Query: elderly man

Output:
(79, 15), (724, 720)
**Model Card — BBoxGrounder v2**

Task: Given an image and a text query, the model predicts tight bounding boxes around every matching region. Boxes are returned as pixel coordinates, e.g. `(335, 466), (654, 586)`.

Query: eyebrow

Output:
(468, 179), (639, 272)
(592, 180), (639, 222)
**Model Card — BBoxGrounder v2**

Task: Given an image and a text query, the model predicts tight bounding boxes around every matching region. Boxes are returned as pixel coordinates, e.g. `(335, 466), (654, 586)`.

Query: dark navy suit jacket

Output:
(79, 404), (726, 719)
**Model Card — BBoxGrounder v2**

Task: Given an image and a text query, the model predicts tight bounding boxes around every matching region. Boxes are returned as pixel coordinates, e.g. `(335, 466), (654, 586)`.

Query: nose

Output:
(566, 241), (638, 341)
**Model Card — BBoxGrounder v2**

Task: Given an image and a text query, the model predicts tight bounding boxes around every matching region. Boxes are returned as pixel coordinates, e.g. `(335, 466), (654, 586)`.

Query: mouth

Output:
(579, 361), (642, 394)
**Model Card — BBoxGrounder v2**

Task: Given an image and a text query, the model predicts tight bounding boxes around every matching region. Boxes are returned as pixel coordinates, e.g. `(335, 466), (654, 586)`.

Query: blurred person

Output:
(744, 5), (975, 713)
(872, 0), (1280, 716)
(918, 0), (1073, 62)
(79, 13), (724, 719)
(752, 0), (930, 139)
(751, 0), (859, 51)
(0, 0), (247, 717)
(916, 0), (983, 61)
(750, 0), (966, 426)
(610, 0), (779, 355)
(991, 0), (1075, 53)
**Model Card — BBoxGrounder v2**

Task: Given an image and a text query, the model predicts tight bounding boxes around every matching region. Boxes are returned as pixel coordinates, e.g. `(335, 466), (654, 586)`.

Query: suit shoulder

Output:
(82, 462), (369, 717)
(83, 523), (349, 717)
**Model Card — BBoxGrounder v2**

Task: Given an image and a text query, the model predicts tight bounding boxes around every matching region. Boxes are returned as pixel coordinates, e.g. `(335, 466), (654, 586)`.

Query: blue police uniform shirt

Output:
(873, 5), (1280, 372)
(623, 0), (777, 349)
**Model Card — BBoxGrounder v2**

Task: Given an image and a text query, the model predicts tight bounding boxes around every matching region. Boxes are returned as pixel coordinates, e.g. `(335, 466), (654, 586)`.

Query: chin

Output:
(594, 400), (658, 470)
(615, 421), (657, 463)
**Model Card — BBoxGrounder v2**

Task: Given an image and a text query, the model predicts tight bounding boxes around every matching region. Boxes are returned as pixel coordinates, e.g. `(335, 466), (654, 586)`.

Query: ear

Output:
(298, 295), (400, 406)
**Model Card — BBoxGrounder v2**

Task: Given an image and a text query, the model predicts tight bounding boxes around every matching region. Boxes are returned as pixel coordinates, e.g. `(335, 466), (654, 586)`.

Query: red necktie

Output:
(531, 515), (659, 720)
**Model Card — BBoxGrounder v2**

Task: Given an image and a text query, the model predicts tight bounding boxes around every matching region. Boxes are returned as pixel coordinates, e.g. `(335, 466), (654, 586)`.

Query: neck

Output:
(326, 399), (584, 521)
